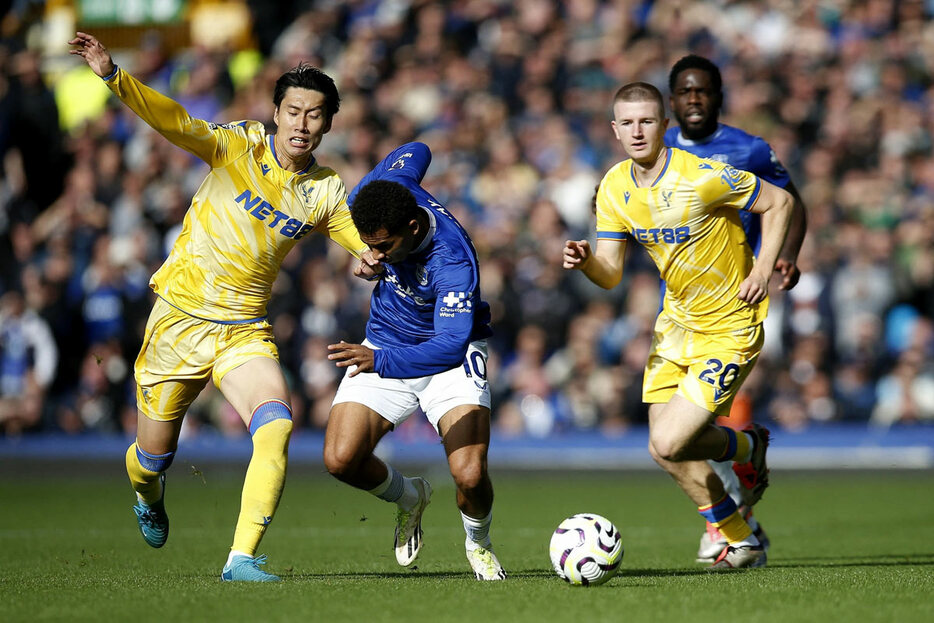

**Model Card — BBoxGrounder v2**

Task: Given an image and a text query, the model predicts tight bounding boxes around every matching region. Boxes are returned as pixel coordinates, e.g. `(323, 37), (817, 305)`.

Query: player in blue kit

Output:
(665, 54), (809, 563)
(322, 142), (506, 581)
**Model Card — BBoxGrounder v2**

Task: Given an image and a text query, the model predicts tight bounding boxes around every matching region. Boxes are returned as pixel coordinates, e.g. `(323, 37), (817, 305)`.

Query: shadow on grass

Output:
(290, 570), (480, 580)
(284, 554), (934, 582)
(289, 567), (713, 581)
(771, 553), (934, 569)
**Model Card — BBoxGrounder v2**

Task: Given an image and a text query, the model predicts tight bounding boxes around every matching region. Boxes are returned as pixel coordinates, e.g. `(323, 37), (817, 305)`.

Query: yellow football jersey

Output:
(596, 147), (766, 333)
(105, 68), (367, 321)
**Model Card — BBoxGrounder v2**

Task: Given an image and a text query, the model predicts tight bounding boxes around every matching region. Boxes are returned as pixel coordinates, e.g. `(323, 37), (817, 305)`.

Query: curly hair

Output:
(668, 54), (722, 95)
(350, 180), (418, 236)
(273, 63), (341, 118)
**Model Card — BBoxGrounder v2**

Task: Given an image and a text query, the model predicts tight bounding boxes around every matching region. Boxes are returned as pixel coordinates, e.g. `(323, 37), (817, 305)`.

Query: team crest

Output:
(390, 153), (413, 170)
(415, 264), (429, 285)
(661, 189), (673, 208)
(299, 182), (314, 204)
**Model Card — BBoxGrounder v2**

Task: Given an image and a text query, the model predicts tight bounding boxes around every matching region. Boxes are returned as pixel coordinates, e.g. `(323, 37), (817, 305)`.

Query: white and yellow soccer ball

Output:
(549, 513), (624, 586)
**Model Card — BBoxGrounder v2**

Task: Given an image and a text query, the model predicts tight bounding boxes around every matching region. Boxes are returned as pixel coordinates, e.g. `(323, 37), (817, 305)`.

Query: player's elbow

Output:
(779, 188), (794, 214)
(593, 269), (623, 290)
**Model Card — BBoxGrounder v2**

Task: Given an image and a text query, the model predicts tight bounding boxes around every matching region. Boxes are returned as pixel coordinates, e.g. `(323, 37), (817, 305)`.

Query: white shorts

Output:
(331, 340), (492, 434)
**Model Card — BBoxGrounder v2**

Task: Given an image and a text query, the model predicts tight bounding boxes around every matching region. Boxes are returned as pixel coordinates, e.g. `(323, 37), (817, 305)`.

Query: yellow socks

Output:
(717, 427), (753, 463)
(231, 401), (292, 555)
(698, 495), (756, 545)
(125, 442), (174, 504)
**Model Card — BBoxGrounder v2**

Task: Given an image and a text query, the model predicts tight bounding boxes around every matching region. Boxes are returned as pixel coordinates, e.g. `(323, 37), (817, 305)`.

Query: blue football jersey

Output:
(664, 123), (791, 253)
(350, 142), (492, 379)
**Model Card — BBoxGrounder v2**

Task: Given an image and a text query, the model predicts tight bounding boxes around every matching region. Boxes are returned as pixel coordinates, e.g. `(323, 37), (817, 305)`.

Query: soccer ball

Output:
(549, 513), (624, 586)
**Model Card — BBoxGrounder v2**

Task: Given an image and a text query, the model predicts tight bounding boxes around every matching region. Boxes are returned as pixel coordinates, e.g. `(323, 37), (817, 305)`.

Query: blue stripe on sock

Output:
(699, 495), (739, 524)
(249, 400), (292, 436)
(718, 427), (738, 462)
(136, 446), (175, 472)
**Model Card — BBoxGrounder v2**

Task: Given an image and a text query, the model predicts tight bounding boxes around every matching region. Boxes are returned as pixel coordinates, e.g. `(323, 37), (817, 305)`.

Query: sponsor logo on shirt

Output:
(234, 189), (313, 239)
(440, 291), (472, 317)
(720, 165), (745, 190)
(632, 226), (690, 244)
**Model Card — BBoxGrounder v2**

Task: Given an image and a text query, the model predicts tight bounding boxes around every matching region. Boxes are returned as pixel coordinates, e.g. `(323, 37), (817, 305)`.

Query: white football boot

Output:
(394, 478), (432, 566)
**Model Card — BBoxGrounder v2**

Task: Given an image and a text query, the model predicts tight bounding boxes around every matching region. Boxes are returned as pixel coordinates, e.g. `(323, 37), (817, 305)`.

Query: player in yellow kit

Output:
(70, 32), (377, 581)
(563, 82), (793, 569)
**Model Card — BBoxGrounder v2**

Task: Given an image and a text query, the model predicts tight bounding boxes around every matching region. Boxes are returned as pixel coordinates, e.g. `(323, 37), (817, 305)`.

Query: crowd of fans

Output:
(0, 0), (932, 441)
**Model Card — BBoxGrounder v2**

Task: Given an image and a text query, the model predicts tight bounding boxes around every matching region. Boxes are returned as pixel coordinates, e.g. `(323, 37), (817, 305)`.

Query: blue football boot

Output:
(221, 554), (281, 582)
(132, 472), (169, 548)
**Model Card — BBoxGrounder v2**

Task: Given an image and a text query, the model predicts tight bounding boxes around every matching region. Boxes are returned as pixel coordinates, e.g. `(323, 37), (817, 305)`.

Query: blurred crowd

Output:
(0, 0), (932, 441)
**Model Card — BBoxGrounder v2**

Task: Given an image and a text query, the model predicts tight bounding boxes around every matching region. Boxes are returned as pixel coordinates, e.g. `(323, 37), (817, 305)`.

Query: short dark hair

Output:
(350, 180), (418, 236)
(669, 54), (722, 94)
(612, 81), (665, 117)
(273, 64), (341, 118)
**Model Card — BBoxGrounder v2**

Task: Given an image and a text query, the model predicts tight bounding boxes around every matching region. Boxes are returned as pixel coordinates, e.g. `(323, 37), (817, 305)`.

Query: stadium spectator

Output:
(0, 1), (929, 444)
(0, 289), (58, 435)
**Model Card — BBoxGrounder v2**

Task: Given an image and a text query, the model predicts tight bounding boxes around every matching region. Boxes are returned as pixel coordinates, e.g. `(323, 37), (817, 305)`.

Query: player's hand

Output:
(774, 258), (801, 290)
(327, 341), (375, 377)
(563, 240), (592, 270)
(68, 32), (116, 78)
(738, 268), (769, 304)
(354, 249), (384, 281)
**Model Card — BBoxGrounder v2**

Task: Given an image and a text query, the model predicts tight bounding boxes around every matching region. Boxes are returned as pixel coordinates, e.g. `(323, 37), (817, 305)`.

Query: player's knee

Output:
(249, 400), (292, 438)
(449, 453), (487, 494)
(128, 443), (176, 473)
(649, 435), (686, 463)
(322, 441), (362, 481)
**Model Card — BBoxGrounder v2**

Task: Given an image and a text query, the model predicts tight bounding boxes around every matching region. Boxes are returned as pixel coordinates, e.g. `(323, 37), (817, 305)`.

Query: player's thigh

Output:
(214, 321), (288, 425)
(648, 394), (716, 455)
(331, 361), (422, 432)
(134, 298), (214, 450)
(421, 340), (492, 436)
(218, 358), (289, 426)
(324, 401), (394, 464)
(679, 325), (763, 417)
(438, 404), (491, 456)
(642, 315), (686, 407)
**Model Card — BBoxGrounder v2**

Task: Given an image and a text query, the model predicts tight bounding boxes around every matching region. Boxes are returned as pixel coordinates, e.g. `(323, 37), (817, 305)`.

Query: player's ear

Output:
(322, 115), (333, 134)
(273, 106), (280, 127)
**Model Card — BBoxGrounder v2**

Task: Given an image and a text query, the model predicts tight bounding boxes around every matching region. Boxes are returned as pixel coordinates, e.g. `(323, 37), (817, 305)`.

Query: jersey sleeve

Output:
(697, 162), (762, 212)
(372, 259), (476, 378)
(104, 68), (252, 167)
(348, 142), (431, 206)
(746, 137), (791, 188)
(320, 176), (368, 258)
(595, 174), (630, 240)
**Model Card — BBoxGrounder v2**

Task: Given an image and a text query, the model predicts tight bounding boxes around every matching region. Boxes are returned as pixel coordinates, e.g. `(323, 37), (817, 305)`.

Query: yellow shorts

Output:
(643, 312), (763, 417)
(134, 297), (279, 421)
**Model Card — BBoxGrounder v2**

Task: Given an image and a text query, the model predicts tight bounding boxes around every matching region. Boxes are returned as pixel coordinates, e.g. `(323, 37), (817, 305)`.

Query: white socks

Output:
(462, 510), (492, 549)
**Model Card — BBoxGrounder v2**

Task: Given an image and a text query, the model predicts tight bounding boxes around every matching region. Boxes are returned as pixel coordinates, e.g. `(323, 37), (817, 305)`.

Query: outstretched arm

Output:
(69, 32), (224, 164)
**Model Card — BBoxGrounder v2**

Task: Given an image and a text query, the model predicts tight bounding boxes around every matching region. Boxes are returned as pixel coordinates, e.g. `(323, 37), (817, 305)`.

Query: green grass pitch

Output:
(1, 460), (932, 623)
